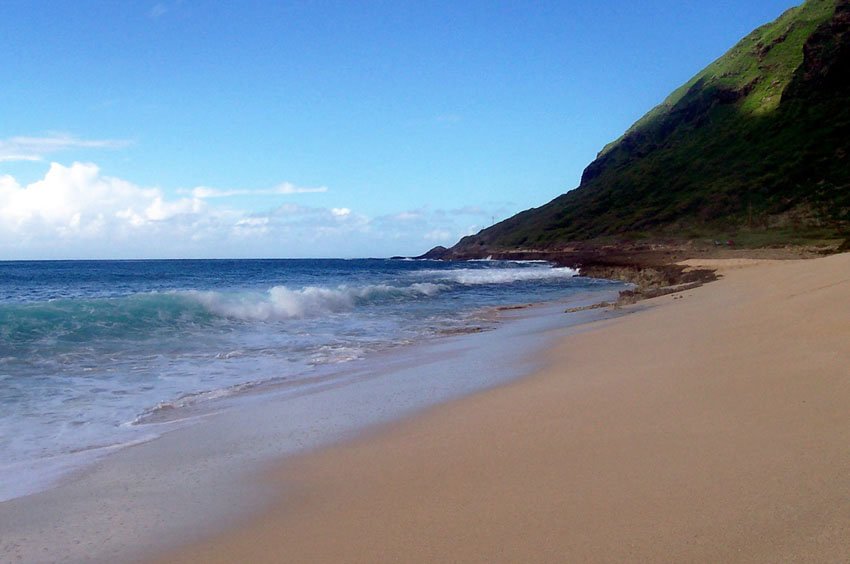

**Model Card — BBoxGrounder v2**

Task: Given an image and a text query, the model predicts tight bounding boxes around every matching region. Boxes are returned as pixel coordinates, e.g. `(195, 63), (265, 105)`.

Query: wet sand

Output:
(2, 290), (629, 563)
(159, 253), (850, 563)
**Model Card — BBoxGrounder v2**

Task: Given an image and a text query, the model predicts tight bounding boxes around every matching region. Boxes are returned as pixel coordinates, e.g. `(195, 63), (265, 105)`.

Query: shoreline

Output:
(156, 253), (850, 563)
(0, 289), (624, 563)
(0, 266), (614, 505)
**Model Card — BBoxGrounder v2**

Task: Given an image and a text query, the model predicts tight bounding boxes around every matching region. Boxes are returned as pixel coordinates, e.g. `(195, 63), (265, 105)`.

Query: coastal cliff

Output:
(442, 0), (849, 258)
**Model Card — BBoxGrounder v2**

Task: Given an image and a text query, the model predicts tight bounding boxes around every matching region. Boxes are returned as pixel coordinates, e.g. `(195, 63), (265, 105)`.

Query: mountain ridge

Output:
(442, 0), (849, 258)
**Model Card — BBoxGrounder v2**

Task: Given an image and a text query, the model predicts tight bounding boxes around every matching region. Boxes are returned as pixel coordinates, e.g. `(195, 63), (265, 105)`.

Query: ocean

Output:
(0, 258), (621, 501)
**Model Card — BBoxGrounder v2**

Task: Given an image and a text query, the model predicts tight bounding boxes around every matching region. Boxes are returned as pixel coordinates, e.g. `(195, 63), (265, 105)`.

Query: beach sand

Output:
(157, 253), (850, 563)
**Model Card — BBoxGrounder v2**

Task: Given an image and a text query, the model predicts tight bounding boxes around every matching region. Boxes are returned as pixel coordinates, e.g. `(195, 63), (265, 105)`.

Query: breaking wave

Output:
(420, 266), (579, 285)
(0, 257), (619, 504)
(0, 282), (449, 348)
(0, 266), (579, 350)
(183, 282), (446, 321)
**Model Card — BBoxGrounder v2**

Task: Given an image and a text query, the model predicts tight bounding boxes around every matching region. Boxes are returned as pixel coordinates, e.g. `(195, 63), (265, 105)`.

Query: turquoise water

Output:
(0, 258), (620, 497)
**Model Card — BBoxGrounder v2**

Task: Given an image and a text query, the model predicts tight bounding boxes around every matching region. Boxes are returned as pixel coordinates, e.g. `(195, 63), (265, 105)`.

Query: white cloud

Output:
(189, 182), (328, 198)
(0, 163), (365, 257)
(370, 205), (508, 248)
(0, 163), (505, 258)
(392, 211), (421, 221)
(268, 203), (368, 230)
(233, 217), (270, 237)
(0, 162), (204, 239)
(0, 134), (131, 163)
(275, 182), (327, 195)
(0, 155), (42, 163)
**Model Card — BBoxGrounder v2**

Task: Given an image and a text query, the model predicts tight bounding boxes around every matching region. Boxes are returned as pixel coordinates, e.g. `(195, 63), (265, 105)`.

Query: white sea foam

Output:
(0, 258), (613, 503)
(183, 282), (447, 321)
(421, 266), (579, 285)
(310, 345), (367, 365)
(131, 381), (265, 425)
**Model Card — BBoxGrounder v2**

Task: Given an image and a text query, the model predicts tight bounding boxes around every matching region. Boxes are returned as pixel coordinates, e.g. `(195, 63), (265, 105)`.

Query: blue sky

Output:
(1, 0), (801, 258)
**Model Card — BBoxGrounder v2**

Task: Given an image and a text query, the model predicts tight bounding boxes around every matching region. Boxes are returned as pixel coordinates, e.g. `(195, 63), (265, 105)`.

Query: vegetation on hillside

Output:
(452, 0), (849, 253)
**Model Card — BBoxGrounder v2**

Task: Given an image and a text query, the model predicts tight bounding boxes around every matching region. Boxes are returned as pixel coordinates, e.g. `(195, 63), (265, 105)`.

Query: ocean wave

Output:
(0, 282), (448, 347)
(183, 282), (447, 321)
(418, 266), (579, 285)
(0, 293), (212, 348)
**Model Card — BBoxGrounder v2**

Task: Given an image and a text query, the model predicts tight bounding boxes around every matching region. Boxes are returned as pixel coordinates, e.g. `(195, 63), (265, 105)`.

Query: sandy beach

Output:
(156, 253), (850, 563)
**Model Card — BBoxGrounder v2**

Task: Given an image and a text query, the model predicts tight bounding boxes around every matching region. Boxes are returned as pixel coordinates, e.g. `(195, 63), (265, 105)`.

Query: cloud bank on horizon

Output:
(0, 157), (495, 259)
(1, 2), (800, 259)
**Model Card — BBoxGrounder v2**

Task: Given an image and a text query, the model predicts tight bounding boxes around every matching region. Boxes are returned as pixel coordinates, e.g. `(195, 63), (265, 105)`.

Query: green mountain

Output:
(450, 0), (850, 255)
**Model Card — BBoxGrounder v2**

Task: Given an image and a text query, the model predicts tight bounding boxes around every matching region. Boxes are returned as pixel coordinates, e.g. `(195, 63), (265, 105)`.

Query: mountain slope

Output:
(451, 0), (850, 254)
